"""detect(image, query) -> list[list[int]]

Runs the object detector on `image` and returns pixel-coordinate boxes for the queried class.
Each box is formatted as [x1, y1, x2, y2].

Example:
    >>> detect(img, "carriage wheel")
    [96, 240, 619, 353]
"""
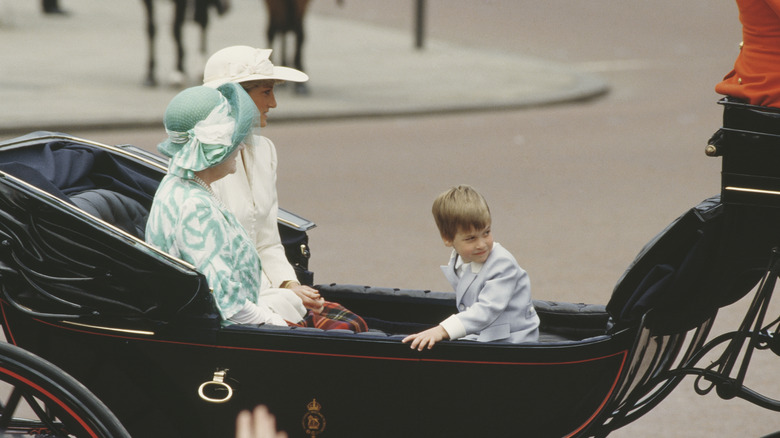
[0, 341, 130, 437]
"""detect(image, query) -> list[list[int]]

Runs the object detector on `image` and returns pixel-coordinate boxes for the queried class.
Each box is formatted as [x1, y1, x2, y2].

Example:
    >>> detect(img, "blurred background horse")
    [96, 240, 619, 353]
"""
[142, 0, 229, 87]
[263, 0, 343, 94]
[141, 0, 340, 91]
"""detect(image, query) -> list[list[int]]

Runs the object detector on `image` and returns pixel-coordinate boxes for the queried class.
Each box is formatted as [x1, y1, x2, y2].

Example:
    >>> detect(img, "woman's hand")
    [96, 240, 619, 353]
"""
[235, 405, 287, 438]
[402, 326, 450, 351]
[286, 282, 325, 313]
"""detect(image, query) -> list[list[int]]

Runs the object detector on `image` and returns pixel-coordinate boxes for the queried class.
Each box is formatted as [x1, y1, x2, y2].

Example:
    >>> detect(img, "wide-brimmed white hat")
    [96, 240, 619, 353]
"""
[203, 46, 309, 88]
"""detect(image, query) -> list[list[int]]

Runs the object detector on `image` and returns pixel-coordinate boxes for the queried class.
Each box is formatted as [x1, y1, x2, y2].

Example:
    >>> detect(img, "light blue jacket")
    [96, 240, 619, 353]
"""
[440, 243, 540, 343]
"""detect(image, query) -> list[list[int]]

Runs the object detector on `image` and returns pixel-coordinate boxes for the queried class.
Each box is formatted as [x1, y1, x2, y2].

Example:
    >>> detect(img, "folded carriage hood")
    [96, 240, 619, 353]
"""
[608, 193, 780, 334]
[0, 135, 220, 328]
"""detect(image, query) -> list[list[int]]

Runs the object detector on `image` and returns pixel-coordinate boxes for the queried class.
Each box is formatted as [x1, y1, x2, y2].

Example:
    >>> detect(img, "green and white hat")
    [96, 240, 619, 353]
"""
[159, 83, 259, 178]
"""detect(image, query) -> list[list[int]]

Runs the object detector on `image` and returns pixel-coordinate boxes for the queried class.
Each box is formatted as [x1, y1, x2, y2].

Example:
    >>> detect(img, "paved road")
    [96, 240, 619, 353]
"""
[7, 0, 779, 436]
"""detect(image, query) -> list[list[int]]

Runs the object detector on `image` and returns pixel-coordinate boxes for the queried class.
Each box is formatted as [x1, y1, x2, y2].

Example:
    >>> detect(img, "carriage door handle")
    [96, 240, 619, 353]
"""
[198, 369, 234, 403]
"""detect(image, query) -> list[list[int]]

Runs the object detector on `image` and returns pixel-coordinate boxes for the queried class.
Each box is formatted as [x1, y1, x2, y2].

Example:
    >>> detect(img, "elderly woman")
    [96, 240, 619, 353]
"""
[146, 83, 366, 331]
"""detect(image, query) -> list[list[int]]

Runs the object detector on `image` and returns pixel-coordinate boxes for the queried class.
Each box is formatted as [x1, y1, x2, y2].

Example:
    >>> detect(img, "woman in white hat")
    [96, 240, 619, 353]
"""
[202, 46, 324, 315]
[147, 83, 367, 331]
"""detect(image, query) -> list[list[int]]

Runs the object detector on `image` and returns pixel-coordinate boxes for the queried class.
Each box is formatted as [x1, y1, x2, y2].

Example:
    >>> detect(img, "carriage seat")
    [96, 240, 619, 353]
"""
[70, 189, 148, 240]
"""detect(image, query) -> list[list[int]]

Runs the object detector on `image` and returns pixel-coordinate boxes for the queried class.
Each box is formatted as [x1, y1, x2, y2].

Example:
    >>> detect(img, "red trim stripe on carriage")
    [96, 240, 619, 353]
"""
[20, 316, 628, 366]
[565, 349, 627, 438]
[0, 304, 15, 346]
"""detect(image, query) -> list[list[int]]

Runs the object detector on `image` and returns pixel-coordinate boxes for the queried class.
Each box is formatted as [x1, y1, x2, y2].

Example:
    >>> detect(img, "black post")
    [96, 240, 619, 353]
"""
[414, 0, 426, 49]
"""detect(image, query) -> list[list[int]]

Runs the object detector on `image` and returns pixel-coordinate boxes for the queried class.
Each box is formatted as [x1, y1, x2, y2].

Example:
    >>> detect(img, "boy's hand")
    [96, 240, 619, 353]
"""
[402, 326, 449, 351]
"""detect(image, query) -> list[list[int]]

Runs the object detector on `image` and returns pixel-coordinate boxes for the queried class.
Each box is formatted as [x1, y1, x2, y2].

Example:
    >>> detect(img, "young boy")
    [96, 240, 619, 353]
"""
[403, 185, 540, 351]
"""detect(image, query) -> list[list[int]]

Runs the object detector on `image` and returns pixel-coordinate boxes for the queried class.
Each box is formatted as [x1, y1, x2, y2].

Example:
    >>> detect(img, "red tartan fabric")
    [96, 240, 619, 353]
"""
[290, 301, 368, 332]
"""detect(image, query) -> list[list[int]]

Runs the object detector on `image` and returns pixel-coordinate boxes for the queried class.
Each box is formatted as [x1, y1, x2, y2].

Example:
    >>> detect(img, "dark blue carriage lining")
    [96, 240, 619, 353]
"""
[0, 141, 159, 204]
[310, 284, 612, 342]
[0, 141, 158, 239]
[70, 189, 149, 239]
[220, 282, 612, 343]
[224, 319, 611, 345]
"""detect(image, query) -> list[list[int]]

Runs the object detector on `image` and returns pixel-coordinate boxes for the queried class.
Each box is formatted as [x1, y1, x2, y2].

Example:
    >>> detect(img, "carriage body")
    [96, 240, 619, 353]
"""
[0, 294, 631, 438]
[0, 124, 775, 437]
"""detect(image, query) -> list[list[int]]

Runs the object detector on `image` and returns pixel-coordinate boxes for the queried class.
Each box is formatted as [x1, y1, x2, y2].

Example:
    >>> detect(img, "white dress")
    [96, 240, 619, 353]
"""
[210, 134, 306, 321]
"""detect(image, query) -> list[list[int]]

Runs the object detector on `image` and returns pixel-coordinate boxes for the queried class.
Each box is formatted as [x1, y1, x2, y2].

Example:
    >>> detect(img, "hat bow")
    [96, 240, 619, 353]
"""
[227, 49, 275, 81]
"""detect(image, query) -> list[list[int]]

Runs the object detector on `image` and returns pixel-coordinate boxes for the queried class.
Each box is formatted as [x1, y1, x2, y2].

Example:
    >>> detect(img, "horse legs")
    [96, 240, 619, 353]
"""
[266, 14, 277, 62]
[291, 0, 309, 94]
[280, 31, 289, 69]
[264, 0, 309, 94]
[264, 0, 286, 66]
[170, 0, 187, 86]
[194, 0, 212, 83]
[291, 0, 309, 72]
[291, 25, 307, 94]
[142, 0, 157, 86]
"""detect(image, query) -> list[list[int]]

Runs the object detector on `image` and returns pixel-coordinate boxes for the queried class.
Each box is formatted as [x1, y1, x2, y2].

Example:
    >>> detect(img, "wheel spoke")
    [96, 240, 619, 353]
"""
[22, 391, 67, 435]
[0, 342, 130, 437]
[0, 387, 23, 430]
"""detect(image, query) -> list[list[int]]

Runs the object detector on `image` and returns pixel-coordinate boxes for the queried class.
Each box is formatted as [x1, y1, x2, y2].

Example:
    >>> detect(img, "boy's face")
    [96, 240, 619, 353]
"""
[443, 224, 494, 264]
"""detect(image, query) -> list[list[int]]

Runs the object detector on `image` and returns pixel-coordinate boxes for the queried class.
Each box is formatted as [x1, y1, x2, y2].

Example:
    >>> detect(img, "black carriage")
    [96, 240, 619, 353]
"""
[0, 99, 777, 437]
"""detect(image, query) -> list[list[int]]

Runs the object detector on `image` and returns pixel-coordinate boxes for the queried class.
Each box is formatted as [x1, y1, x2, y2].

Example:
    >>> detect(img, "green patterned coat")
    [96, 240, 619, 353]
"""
[146, 174, 262, 319]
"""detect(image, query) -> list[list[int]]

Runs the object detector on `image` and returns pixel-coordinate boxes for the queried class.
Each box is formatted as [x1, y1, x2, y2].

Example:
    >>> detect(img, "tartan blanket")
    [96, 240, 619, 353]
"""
[291, 301, 368, 333]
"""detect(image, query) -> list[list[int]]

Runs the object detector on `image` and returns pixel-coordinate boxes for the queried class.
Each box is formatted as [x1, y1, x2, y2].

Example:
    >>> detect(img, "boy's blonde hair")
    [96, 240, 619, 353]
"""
[432, 185, 491, 241]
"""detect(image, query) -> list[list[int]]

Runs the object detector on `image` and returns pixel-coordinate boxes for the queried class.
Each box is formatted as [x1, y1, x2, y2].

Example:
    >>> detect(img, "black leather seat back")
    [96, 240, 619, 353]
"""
[71, 189, 148, 239]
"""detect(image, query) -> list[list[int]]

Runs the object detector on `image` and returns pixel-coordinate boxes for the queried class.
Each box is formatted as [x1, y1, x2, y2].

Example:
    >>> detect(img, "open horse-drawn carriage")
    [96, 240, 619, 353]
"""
[0, 98, 777, 437]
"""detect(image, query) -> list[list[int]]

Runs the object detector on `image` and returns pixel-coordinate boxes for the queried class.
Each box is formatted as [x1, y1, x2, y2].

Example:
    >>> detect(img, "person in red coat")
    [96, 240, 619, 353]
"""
[716, 0, 780, 107]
